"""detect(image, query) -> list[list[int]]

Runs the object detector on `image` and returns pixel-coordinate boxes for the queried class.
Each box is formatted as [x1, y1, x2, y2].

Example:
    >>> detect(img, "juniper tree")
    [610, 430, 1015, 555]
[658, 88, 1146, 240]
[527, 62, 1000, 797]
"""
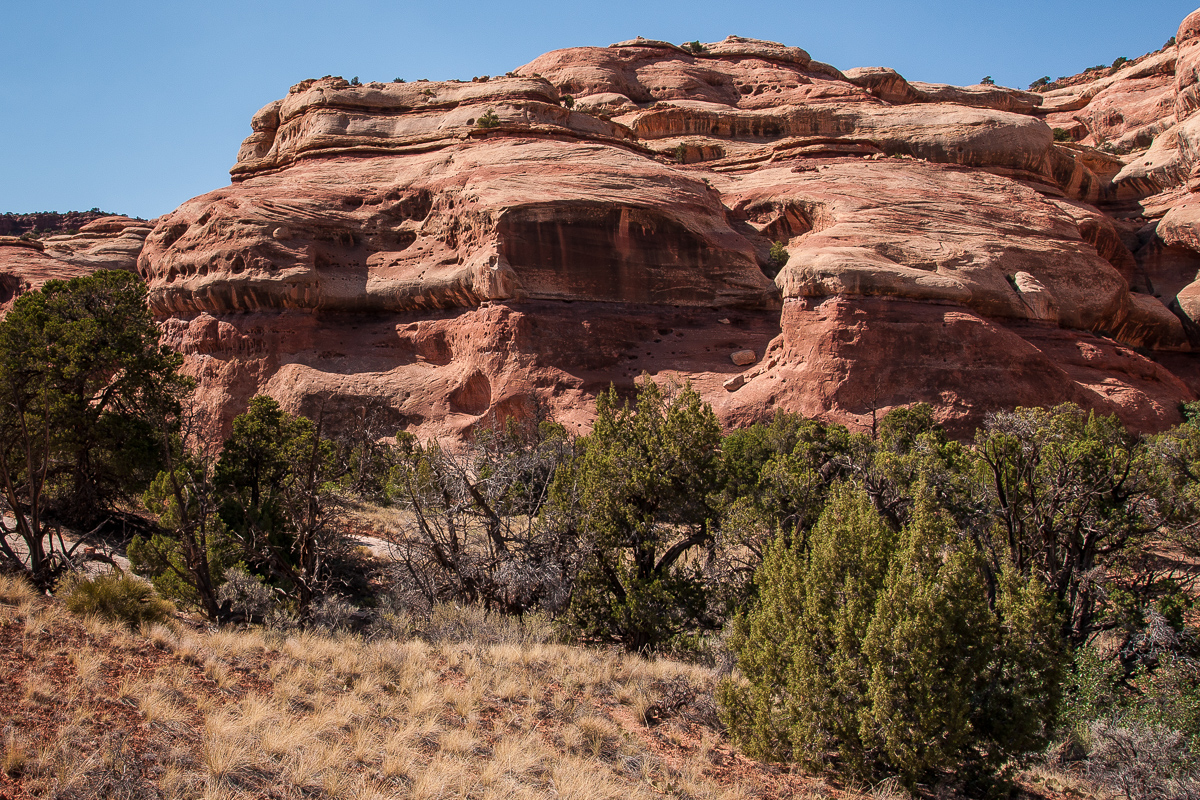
[214, 396, 344, 612]
[0, 271, 187, 586]
[562, 380, 723, 650]
[860, 494, 994, 785]
[721, 484, 1063, 785]
[721, 485, 894, 776]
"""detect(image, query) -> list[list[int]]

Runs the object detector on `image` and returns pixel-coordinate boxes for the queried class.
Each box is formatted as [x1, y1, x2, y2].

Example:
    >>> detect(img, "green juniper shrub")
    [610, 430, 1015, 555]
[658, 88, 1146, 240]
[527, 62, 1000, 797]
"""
[476, 109, 501, 129]
[720, 485, 896, 774]
[560, 380, 724, 651]
[135, 395, 364, 623]
[720, 484, 1064, 787]
[1179, 400, 1200, 424]
[214, 396, 349, 614]
[721, 413, 857, 548]
[718, 411, 808, 506]
[767, 241, 788, 274]
[1053, 127, 1072, 142]
[877, 402, 943, 453]
[129, 457, 238, 620]
[970, 562, 1065, 776]
[860, 494, 996, 785]
[1056, 644, 1125, 740]
[972, 404, 1162, 646]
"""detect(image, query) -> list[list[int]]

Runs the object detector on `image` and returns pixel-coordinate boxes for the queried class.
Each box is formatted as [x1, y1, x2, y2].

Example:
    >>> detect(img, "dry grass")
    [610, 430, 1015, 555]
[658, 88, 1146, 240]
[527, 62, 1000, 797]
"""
[0, 573, 39, 607]
[1022, 764, 1099, 798]
[0, 577, 1089, 800]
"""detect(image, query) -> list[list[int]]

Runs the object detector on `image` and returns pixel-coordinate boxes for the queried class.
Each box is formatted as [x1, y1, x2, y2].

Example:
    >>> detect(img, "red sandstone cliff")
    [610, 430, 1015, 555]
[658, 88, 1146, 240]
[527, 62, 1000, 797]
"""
[13, 14, 1200, 440]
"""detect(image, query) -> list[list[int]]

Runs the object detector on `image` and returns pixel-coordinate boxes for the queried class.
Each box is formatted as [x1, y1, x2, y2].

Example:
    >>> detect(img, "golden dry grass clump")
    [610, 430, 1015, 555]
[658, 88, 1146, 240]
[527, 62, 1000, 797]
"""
[1, 575, 841, 800]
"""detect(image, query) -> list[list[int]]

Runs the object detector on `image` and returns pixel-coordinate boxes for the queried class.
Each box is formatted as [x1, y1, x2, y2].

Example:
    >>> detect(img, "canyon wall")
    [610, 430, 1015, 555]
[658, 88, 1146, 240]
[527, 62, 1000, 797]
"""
[10, 13, 1200, 439]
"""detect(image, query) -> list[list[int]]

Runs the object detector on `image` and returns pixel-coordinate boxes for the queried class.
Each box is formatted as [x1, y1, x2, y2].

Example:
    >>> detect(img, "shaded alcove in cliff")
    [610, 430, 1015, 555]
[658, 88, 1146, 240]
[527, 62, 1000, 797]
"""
[498, 203, 757, 305]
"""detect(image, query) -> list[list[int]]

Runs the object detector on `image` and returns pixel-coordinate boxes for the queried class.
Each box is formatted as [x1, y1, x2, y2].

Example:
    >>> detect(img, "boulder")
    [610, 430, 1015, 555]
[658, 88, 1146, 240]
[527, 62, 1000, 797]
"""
[731, 350, 756, 366]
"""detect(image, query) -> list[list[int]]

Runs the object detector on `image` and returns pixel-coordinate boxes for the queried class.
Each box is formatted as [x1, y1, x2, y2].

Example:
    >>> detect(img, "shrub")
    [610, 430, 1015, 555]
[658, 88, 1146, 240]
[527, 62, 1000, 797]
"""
[561, 380, 724, 651]
[1111, 56, 1130, 71]
[349, 76, 361, 86]
[720, 485, 897, 773]
[858, 498, 997, 784]
[131, 459, 238, 619]
[216, 566, 274, 622]
[974, 404, 1161, 646]
[561, 94, 574, 108]
[1029, 76, 1051, 90]
[720, 486, 1063, 786]
[1056, 644, 1124, 736]
[386, 417, 578, 615]
[308, 595, 362, 632]
[1052, 127, 1072, 142]
[60, 571, 174, 629]
[476, 109, 501, 129]
[980, 75, 996, 85]
[1084, 717, 1199, 800]
[682, 40, 706, 54]
[214, 395, 348, 613]
[1054, 631, 1200, 794]
[768, 241, 788, 272]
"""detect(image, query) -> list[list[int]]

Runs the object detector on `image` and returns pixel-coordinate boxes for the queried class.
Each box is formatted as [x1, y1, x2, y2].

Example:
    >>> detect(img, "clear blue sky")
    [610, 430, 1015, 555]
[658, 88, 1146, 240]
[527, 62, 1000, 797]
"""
[2, 1, 1195, 220]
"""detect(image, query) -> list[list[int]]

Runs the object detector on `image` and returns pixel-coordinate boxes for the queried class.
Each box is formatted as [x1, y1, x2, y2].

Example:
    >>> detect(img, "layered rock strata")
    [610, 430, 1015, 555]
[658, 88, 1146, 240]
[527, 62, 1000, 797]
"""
[0, 216, 150, 312]
[18, 13, 1200, 439]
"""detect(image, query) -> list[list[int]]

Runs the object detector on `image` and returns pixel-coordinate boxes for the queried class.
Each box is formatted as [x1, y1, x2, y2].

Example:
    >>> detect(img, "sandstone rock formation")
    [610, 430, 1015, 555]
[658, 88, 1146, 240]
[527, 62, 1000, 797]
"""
[0, 215, 149, 312]
[18, 13, 1200, 440]
[0, 210, 121, 237]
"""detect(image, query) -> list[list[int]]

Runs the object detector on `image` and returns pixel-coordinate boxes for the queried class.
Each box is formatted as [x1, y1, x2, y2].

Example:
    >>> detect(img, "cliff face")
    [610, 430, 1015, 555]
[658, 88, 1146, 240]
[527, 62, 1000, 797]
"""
[16, 14, 1200, 439]
[0, 216, 151, 313]
[0, 210, 122, 237]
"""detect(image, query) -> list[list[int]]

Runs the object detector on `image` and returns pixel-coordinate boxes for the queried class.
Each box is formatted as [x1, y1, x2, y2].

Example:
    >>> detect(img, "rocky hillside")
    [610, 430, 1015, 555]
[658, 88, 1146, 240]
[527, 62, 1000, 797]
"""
[0, 215, 152, 313]
[0, 210, 124, 237]
[11, 11, 1200, 440]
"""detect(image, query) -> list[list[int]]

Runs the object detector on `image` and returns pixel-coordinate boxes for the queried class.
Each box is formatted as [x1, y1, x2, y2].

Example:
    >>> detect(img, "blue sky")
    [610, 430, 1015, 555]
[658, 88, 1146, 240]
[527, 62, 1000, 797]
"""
[1, 1, 1195, 220]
